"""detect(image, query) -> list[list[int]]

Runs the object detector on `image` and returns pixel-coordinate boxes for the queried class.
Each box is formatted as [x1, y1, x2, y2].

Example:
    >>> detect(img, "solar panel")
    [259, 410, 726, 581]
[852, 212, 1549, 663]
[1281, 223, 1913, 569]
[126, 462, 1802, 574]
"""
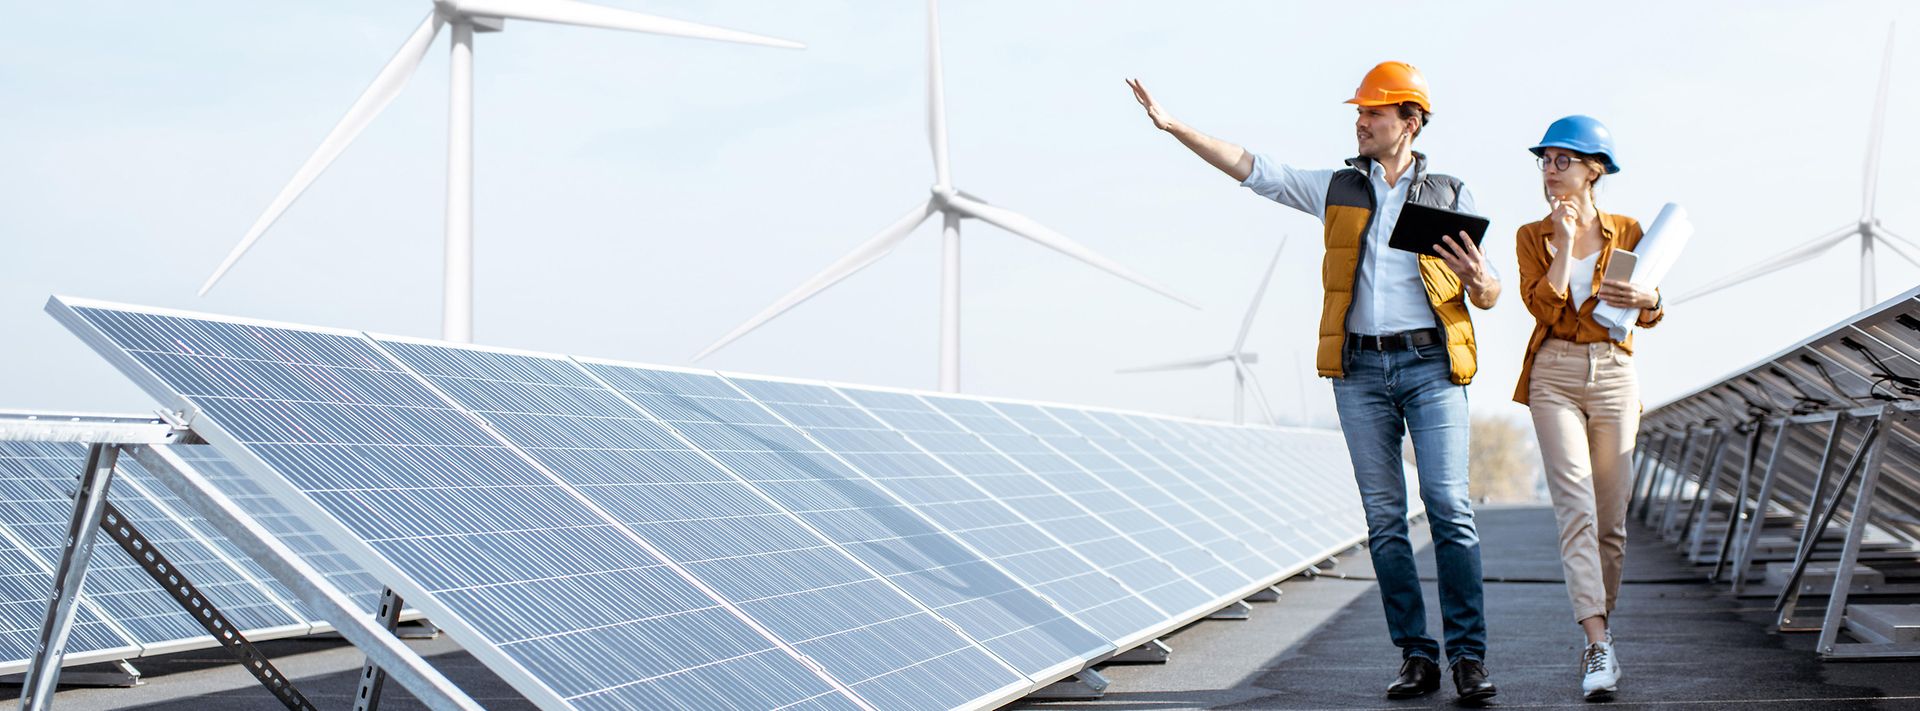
[49, 296, 1378, 707]
[55, 302, 865, 710]
[1052, 408, 1305, 566]
[0, 436, 387, 679]
[986, 402, 1266, 597]
[374, 338, 1028, 710]
[577, 361, 1097, 681]
[721, 377, 1149, 649]
[1635, 288, 1920, 659]
[915, 397, 1248, 600]
[1165, 421, 1369, 553]
[0, 442, 138, 668]
[1117, 416, 1343, 554]
[835, 387, 1221, 632]
[167, 443, 391, 614]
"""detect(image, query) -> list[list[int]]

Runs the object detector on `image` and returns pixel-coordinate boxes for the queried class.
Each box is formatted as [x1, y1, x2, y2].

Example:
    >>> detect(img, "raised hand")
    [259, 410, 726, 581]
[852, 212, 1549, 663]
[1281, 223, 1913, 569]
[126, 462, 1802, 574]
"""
[1127, 78, 1177, 132]
[1548, 196, 1579, 248]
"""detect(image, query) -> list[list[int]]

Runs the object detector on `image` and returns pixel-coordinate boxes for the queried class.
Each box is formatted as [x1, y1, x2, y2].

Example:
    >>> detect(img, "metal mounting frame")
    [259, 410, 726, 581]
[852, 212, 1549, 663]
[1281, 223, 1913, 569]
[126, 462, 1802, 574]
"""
[15, 437, 483, 711]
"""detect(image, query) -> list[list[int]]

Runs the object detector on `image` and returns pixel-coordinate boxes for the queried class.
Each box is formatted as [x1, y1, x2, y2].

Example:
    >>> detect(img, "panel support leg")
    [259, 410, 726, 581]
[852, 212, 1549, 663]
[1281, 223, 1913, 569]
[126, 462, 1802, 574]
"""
[1777, 412, 1886, 631]
[1732, 420, 1791, 594]
[124, 445, 482, 711]
[354, 587, 406, 711]
[1816, 410, 1898, 656]
[19, 443, 121, 711]
[99, 502, 318, 710]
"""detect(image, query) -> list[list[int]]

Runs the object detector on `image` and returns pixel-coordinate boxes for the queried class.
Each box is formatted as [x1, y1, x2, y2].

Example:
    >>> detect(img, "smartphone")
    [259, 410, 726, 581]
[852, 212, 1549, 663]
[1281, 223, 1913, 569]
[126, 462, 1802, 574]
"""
[1604, 249, 1638, 283]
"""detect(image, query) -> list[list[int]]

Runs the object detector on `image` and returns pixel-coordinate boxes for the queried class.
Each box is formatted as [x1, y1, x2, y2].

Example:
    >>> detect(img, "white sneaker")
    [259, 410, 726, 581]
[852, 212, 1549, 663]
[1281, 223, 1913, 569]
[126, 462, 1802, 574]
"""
[1581, 641, 1620, 700]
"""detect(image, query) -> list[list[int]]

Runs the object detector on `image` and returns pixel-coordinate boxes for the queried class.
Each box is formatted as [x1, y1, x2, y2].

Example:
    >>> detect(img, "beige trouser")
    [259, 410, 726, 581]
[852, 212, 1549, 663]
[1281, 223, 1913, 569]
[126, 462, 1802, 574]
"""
[1530, 338, 1640, 624]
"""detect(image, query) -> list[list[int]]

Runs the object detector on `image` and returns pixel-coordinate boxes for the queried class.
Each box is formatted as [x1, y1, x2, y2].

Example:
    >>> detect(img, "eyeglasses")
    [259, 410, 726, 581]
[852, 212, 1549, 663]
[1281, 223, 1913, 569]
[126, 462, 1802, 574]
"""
[1536, 154, 1577, 172]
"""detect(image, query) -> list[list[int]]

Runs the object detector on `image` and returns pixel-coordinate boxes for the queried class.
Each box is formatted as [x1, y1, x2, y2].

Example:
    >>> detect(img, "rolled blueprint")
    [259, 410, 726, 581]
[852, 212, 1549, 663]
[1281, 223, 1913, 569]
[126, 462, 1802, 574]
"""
[1595, 202, 1691, 341]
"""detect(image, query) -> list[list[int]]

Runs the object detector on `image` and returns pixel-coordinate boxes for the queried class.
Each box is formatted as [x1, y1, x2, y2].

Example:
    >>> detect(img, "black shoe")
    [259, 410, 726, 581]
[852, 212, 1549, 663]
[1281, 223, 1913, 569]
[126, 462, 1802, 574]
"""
[1386, 656, 1440, 699]
[1451, 658, 1498, 704]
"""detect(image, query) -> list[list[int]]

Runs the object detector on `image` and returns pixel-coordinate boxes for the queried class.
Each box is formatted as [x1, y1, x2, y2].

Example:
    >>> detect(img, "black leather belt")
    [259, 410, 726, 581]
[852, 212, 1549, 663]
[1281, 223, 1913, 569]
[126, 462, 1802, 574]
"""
[1348, 328, 1442, 351]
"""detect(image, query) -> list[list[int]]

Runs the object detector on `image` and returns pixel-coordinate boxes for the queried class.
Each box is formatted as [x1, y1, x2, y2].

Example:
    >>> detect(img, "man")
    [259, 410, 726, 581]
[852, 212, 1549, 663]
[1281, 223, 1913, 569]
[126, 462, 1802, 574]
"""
[1127, 62, 1501, 703]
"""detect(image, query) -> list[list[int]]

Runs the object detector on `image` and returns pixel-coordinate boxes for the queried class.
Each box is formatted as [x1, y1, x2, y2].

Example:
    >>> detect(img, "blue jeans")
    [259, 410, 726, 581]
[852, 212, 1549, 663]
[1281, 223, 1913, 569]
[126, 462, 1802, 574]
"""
[1332, 341, 1486, 664]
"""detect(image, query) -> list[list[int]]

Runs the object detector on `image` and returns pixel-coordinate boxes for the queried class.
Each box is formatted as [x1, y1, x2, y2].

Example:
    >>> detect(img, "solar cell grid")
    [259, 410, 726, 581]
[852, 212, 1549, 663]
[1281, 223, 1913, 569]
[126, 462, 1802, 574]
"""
[727, 378, 1145, 648]
[581, 362, 1091, 682]
[987, 402, 1259, 596]
[60, 304, 861, 710]
[1138, 420, 1353, 552]
[0, 442, 137, 666]
[839, 388, 1219, 628]
[377, 340, 1023, 711]
[1043, 408, 1293, 572]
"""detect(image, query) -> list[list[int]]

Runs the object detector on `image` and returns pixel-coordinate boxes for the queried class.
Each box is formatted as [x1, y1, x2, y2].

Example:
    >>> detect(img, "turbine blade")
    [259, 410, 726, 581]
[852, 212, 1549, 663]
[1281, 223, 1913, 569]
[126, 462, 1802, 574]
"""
[1115, 354, 1232, 373]
[1234, 236, 1287, 352]
[1875, 225, 1920, 252]
[1873, 226, 1920, 269]
[927, 0, 951, 188]
[945, 193, 1200, 308]
[1670, 224, 1858, 306]
[1863, 23, 1895, 219]
[200, 11, 444, 296]
[1234, 358, 1279, 426]
[693, 200, 936, 360]
[450, 0, 804, 49]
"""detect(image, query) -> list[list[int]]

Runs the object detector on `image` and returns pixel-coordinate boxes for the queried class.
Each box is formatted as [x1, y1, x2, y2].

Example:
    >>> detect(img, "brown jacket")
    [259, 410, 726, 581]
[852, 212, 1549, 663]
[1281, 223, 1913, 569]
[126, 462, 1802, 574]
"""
[1513, 210, 1666, 404]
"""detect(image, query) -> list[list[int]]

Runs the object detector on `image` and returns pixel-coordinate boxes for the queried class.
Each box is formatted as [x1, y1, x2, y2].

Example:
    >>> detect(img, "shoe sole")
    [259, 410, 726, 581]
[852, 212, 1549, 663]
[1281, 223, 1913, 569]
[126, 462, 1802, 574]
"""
[1385, 687, 1438, 700]
[1584, 686, 1617, 702]
[1458, 688, 1497, 705]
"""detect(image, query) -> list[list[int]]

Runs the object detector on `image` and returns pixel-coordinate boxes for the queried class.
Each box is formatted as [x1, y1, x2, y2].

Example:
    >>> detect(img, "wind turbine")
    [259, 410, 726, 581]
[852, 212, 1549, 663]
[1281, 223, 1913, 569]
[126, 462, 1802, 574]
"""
[1119, 239, 1287, 426]
[691, 0, 1197, 392]
[1674, 24, 1915, 311]
[197, 0, 803, 343]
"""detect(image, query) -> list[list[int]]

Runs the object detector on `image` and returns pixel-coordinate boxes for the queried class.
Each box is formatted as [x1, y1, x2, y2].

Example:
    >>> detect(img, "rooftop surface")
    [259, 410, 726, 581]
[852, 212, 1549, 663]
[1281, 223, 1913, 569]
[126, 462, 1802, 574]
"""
[11, 505, 1920, 709]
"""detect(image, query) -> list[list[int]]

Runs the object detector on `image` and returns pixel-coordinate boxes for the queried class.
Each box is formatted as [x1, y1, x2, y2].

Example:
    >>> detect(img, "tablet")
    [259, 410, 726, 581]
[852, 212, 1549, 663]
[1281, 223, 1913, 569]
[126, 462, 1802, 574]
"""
[1387, 202, 1491, 258]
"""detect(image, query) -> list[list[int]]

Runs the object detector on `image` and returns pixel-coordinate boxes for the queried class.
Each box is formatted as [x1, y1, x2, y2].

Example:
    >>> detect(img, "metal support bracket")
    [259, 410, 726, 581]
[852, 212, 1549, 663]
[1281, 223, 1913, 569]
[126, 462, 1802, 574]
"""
[354, 587, 406, 711]
[1730, 420, 1791, 592]
[1817, 409, 1908, 658]
[1105, 639, 1171, 664]
[1712, 423, 1765, 580]
[1208, 601, 1252, 620]
[19, 443, 123, 711]
[1023, 668, 1109, 700]
[99, 502, 317, 710]
[1244, 586, 1281, 603]
[1682, 427, 1735, 556]
[124, 444, 482, 711]
[1776, 410, 1888, 631]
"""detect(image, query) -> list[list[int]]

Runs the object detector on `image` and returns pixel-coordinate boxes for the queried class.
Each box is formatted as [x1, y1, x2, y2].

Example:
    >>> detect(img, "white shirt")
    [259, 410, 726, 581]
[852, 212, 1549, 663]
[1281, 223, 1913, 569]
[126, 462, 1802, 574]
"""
[1239, 153, 1489, 335]
[1567, 250, 1600, 307]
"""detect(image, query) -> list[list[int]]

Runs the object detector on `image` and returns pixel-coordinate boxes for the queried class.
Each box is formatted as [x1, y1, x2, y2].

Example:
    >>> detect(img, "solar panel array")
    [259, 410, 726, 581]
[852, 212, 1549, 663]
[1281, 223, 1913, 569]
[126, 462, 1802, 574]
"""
[1639, 285, 1920, 547]
[51, 297, 1387, 710]
[0, 438, 392, 675]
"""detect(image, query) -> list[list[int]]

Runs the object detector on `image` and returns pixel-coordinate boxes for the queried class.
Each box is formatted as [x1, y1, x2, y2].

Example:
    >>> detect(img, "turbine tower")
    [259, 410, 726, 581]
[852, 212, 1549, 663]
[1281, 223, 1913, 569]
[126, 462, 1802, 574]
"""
[1675, 24, 1914, 311]
[198, 0, 803, 343]
[692, 0, 1196, 392]
[1119, 239, 1287, 426]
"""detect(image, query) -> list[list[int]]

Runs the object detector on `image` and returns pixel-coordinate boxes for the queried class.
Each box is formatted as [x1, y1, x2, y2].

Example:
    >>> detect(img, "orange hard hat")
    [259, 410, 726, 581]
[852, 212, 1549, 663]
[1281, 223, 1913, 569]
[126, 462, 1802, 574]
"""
[1346, 61, 1432, 112]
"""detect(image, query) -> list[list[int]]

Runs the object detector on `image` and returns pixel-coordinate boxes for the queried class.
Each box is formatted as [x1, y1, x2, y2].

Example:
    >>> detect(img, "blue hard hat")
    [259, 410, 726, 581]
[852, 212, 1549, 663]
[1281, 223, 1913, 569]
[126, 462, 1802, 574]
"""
[1530, 115, 1620, 174]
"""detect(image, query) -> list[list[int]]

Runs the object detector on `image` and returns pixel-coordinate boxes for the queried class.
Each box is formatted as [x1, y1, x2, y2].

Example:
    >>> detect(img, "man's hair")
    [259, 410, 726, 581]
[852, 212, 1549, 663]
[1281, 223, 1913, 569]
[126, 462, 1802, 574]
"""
[1396, 102, 1430, 139]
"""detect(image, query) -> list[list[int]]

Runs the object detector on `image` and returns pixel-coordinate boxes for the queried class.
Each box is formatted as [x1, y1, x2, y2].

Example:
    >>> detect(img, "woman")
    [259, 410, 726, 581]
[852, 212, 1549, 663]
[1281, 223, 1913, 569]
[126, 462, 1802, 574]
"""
[1513, 115, 1663, 701]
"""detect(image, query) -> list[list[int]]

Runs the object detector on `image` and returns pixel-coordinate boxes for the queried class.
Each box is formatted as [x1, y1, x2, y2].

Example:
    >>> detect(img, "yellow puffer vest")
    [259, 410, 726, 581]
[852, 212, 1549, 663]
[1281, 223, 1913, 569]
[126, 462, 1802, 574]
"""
[1316, 153, 1478, 385]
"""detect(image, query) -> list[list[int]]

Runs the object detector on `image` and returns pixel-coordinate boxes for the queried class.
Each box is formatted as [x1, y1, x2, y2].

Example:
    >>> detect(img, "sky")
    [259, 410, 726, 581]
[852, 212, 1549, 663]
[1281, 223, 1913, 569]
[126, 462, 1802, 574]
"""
[2, 0, 1915, 429]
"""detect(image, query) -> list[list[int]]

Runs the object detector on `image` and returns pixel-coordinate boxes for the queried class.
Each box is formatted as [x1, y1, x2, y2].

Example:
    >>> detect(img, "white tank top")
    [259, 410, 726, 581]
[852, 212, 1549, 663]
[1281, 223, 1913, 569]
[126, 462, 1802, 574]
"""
[1569, 250, 1601, 306]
